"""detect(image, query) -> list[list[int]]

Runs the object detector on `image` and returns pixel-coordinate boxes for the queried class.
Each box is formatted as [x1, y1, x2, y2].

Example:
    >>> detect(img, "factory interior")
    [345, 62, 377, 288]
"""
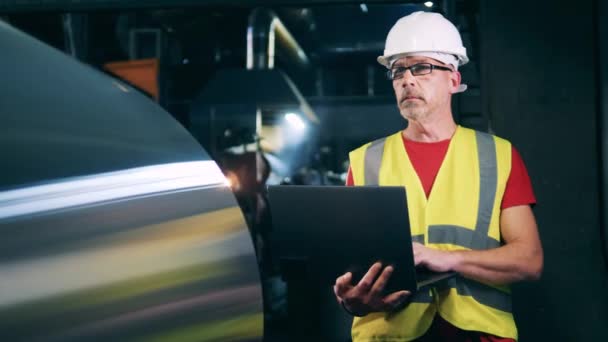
[1, 0, 608, 341]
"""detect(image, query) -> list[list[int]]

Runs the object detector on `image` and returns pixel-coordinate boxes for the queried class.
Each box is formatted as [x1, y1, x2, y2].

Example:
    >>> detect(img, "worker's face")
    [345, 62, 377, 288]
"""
[391, 56, 461, 122]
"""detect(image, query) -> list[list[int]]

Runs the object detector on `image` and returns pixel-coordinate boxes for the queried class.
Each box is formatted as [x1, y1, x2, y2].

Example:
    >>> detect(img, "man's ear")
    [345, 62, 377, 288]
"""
[449, 71, 462, 94]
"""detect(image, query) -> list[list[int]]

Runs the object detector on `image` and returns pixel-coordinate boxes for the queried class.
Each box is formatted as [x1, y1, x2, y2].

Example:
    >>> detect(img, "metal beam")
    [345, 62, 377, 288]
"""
[246, 8, 310, 70]
[0, 0, 419, 13]
[62, 13, 88, 61]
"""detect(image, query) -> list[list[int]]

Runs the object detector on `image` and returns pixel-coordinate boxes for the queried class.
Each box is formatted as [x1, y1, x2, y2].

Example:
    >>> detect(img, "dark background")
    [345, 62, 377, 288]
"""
[1, 0, 607, 340]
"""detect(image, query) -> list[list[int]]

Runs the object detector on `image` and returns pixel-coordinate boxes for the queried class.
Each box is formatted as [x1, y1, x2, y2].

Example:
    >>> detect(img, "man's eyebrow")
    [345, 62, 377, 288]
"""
[393, 59, 429, 67]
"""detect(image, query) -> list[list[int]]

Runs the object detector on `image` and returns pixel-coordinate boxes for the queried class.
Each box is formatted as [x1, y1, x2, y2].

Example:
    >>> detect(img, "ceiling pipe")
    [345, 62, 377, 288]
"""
[246, 8, 310, 70]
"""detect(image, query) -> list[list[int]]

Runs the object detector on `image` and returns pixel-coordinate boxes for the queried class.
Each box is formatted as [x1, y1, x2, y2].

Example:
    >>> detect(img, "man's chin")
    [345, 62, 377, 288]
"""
[401, 111, 423, 122]
[400, 108, 424, 120]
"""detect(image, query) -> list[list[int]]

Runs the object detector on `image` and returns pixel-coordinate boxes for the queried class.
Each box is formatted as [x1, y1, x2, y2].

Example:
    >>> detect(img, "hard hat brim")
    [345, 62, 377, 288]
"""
[377, 52, 469, 69]
[377, 55, 391, 68]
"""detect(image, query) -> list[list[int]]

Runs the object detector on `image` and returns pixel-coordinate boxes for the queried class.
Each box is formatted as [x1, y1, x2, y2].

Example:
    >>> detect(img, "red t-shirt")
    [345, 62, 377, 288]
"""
[345, 134, 534, 341]
[346, 134, 536, 209]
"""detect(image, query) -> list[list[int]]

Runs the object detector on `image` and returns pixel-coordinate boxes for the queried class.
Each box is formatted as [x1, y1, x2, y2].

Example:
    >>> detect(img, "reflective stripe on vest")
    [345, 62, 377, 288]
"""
[412, 234, 424, 244]
[438, 277, 512, 313]
[428, 131, 500, 249]
[364, 131, 499, 250]
[364, 137, 386, 186]
[363, 130, 510, 312]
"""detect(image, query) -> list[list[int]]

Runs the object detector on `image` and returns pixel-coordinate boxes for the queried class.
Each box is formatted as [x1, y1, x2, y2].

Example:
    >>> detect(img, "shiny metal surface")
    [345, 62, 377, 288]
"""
[0, 182, 263, 341]
[0, 20, 207, 192]
[0, 21, 263, 341]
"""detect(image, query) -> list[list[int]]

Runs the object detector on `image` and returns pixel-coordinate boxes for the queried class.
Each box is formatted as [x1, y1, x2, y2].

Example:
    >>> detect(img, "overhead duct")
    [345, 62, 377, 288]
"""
[193, 7, 318, 160]
[243, 7, 316, 124]
[196, 69, 318, 123]
[246, 8, 310, 70]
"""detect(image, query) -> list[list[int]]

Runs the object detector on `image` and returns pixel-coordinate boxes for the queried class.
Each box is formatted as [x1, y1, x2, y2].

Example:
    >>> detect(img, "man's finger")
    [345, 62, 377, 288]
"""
[383, 290, 411, 307]
[369, 265, 393, 296]
[336, 272, 353, 286]
[414, 254, 422, 266]
[384, 290, 410, 303]
[412, 243, 424, 266]
[357, 262, 383, 291]
[333, 285, 343, 303]
[334, 272, 353, 297]
[335, 272, 352, 286]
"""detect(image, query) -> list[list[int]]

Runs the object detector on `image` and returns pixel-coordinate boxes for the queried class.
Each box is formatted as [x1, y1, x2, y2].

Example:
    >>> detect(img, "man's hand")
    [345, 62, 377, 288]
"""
[413, 242, 460, 272]
[412, 205, 543, 285]
[333, 262, 410, 316]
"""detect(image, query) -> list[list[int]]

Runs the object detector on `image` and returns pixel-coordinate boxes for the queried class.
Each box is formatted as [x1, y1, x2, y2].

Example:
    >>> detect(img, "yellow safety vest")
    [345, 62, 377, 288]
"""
[348, 126, 517, 341]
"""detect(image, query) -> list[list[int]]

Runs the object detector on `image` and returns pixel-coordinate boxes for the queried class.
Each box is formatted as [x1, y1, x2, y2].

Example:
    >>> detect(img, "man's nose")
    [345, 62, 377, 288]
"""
[400, 69, 417, 88]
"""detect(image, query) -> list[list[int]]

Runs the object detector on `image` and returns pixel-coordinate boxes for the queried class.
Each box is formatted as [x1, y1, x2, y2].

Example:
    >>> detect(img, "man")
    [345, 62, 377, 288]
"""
[333, 11, 543, 342]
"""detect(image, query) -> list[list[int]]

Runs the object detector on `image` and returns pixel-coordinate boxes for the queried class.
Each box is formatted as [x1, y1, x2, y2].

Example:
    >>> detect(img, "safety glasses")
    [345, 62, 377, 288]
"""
[387, 63, 453, 80]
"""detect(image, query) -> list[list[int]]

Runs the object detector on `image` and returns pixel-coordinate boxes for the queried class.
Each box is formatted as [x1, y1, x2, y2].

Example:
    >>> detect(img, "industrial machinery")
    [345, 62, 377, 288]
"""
[0, 20, 263, 341]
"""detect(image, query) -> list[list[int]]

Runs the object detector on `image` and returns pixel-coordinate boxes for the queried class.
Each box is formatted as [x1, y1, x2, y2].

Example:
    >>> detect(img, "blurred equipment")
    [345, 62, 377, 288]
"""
[191, 7, 319, 181]
[190, 9, 323, 341]
[0, 20, 262, 341]
[246, 7, 310, 70]
[105, 58, 160, 101]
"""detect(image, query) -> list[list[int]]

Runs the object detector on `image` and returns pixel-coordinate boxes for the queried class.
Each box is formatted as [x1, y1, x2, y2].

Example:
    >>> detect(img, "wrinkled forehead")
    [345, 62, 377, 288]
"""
[391, 56, 449, 68]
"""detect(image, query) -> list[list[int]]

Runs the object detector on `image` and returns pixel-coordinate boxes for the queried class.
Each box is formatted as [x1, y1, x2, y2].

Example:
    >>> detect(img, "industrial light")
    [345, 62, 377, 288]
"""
[360, 3, 368, 13]
[224, 171, 240, 191]
[284, 112, 306, 131]
[424, 1, 434, 7]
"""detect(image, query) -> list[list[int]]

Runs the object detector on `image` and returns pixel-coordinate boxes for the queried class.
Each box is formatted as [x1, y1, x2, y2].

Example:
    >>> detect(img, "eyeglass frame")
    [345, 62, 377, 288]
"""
[386, 63, 453, 81]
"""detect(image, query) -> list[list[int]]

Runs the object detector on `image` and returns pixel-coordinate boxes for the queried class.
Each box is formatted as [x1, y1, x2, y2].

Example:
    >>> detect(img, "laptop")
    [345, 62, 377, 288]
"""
[267, 185, 455, 296]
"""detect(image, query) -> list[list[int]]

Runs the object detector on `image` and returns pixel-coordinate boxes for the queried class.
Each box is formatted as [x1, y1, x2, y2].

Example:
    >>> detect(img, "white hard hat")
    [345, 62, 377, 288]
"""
[377, 11, 469, 69]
